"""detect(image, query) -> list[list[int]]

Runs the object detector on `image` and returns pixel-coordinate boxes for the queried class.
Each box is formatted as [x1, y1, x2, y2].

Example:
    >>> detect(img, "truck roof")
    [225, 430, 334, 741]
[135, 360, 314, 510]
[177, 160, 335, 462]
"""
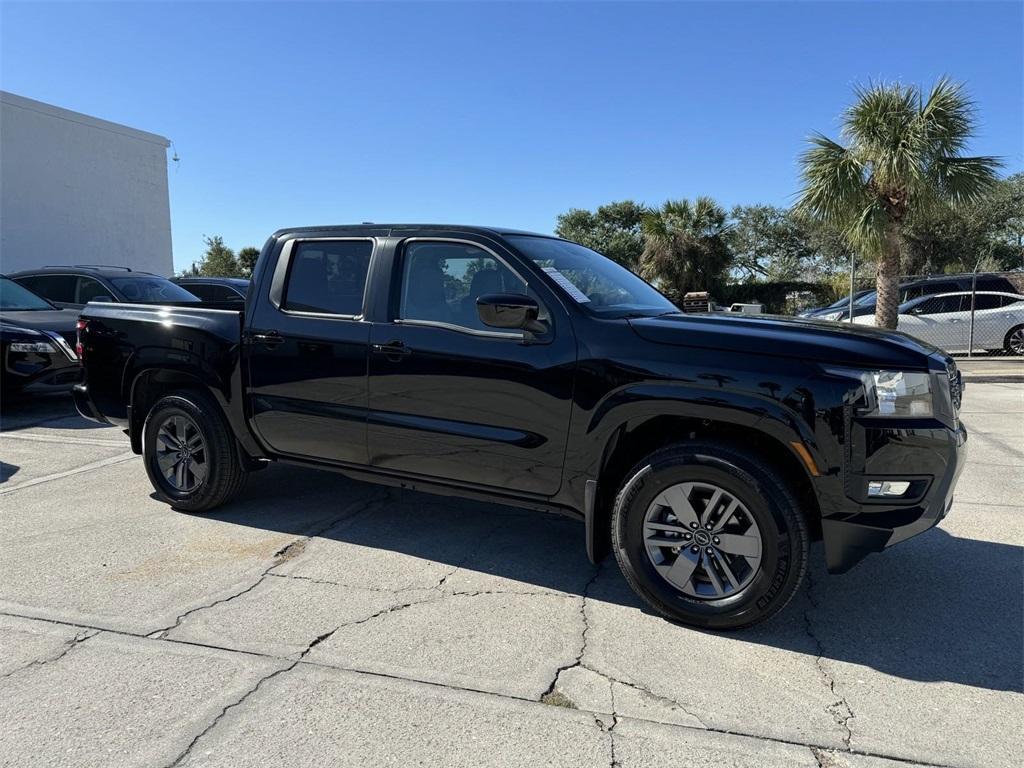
[270, 224, 556, 239]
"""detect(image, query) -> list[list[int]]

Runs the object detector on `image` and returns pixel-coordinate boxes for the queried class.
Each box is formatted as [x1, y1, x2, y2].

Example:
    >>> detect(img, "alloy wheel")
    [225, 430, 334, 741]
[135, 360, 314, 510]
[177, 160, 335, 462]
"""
[643, 481, 763, 599]
[1009, 328, 1024, 356]
[155, 414, 208, 492]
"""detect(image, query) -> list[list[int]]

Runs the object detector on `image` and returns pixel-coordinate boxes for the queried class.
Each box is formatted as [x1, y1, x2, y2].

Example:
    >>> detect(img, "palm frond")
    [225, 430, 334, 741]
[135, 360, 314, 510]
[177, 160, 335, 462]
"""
[928, 155, 1004, 206]
[846, 198, 889, 254]
[918, 77, 975, 157]
[796, 133, 868, 225]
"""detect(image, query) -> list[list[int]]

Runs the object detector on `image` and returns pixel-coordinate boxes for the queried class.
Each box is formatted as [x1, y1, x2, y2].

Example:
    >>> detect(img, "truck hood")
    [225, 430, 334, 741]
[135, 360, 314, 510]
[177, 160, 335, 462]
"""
[628, 312, 943, 370]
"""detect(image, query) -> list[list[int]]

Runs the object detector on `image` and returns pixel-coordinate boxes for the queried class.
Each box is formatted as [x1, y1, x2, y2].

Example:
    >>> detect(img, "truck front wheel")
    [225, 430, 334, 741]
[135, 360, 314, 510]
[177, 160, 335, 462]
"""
[142, 390, 247, 512]
[611, 443, 809, 630]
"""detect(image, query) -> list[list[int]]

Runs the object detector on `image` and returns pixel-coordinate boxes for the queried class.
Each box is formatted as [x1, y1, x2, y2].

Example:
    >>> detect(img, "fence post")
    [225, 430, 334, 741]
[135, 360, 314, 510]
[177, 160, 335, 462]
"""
[968, 266, 978, 358]
[848, 252, 856, 323]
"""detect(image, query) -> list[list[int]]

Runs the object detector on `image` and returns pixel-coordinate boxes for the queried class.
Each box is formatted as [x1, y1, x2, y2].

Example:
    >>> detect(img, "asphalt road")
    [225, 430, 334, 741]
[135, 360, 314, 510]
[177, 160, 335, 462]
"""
[1, 385, 1021, 768]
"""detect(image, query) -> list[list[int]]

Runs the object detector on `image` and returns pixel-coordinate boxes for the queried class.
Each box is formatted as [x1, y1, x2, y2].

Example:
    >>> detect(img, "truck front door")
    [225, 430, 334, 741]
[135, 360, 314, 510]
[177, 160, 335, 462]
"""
[366, 237, 576, 496]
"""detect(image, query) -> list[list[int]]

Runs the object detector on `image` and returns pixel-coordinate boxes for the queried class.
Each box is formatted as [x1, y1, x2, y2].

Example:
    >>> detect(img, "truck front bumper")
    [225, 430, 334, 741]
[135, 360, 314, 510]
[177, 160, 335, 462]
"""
[821, 419, 968, 573]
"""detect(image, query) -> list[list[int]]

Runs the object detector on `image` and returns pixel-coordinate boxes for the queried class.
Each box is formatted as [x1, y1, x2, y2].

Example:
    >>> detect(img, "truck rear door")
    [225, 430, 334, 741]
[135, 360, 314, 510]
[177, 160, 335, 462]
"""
[246, 237, 374, 464]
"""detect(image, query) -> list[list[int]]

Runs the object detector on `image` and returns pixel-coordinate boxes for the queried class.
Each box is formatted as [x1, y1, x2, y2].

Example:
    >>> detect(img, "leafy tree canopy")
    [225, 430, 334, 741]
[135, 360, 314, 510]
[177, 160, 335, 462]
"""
[237, 246, 261, 277]
[640, 198, 733, 299]
[554, 200, 647, 269]
[182, 235, 246, 278]
[729, 205, 816, 282]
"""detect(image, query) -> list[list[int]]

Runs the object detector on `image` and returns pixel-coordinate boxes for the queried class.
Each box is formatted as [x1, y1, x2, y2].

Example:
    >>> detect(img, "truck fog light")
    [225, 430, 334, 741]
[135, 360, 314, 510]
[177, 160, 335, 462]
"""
[867, 480, 911, 497]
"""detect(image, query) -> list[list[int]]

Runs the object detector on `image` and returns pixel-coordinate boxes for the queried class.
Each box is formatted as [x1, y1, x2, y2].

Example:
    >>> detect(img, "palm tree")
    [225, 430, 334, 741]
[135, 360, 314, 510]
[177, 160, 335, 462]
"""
[640, 197, 732, 300]
[798, 78, 1000, 328]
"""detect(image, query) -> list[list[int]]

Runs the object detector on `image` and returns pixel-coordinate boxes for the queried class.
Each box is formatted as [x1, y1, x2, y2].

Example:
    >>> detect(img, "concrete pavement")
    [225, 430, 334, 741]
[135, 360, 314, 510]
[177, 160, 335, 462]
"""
[1, 385, 1021, 767]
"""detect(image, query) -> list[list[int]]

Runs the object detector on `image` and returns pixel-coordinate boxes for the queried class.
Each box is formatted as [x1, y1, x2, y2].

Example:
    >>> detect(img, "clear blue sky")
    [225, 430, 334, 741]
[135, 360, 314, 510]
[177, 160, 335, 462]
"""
[2, 1, 1021, 273]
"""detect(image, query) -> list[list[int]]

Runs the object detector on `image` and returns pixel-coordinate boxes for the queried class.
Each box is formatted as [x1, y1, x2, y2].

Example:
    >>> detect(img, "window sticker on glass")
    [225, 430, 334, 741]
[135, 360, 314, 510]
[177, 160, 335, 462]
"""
[542, 267, 591, 303]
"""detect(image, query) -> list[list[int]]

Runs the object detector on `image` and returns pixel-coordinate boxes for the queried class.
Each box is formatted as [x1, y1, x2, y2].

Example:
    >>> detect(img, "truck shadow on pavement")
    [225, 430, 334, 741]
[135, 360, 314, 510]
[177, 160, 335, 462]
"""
[201, 462, 1021, 695]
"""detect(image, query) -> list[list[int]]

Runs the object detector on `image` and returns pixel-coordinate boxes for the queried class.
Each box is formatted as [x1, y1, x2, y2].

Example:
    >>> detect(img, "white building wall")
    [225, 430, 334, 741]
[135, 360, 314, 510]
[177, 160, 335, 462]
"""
[0, 92, 173, 276]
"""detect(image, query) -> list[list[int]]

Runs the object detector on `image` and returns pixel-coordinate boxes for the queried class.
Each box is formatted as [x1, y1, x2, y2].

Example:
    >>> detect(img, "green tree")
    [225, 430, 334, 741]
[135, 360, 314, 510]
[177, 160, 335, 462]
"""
[797, 78, 1000, 328]
[640, 198, 733, 300]
[237, 246, 261, 277]
[555, 200, 647, 270]
[730, 205, 815, 281]
[192, 235, 243, 278]
[975, 172, 1024, 270]
[899, 203, 984, 275]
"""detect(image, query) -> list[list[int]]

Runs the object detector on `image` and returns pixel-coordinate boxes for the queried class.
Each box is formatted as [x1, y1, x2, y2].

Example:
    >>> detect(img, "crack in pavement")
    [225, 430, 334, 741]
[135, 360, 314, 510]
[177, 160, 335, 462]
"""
[539, 561, 602, 702]
[1, 608, 958, 768]
[0, 628, 97, 678]
[165, 619, 341, 768]
[150, 494, 389, 638]
[580, 662, 710, 730]
[540, 560, 708, 732]
[804, 569, 855, 750]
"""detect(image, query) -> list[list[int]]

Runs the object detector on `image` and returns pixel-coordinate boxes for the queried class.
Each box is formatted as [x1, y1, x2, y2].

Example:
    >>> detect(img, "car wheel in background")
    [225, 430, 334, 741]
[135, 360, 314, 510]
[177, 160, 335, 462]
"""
[1004, 325, 1024, 356]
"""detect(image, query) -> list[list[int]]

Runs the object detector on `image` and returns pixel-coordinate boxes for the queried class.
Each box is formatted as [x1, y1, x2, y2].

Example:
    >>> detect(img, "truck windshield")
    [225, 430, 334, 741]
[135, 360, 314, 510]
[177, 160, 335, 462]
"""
[507, 236, 677, 317]
[0, 277, 55, 311]
[110, 277, 201, 303]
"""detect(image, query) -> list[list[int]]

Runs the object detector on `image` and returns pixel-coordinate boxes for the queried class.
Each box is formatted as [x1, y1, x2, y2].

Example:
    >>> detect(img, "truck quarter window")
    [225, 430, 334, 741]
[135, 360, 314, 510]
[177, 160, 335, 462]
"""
[284, 240, 372, 316]
[399, 241, 528, 331]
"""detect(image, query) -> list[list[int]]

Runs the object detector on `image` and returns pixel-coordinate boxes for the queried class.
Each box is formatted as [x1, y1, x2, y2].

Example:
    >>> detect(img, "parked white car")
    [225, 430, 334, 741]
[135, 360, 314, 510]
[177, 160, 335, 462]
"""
[853, 291, 1024, 354]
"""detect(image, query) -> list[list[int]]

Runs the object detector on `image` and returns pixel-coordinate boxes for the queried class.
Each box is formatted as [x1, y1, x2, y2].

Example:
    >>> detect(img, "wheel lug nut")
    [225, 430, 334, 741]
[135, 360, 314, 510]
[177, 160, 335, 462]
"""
[689, 522, 698, 529]
[705, 524, 712, 530]
[713, 536, 720, 544]
[705, 547, 713, 554]
[683, 533, 691, 540]
[690, 545, 700, 554]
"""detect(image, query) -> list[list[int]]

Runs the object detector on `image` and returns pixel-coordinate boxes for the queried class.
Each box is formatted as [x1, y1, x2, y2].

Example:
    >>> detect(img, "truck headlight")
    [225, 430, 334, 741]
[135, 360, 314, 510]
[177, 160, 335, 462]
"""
[8, 341, 56, 354]
[859, 370, 933, 418]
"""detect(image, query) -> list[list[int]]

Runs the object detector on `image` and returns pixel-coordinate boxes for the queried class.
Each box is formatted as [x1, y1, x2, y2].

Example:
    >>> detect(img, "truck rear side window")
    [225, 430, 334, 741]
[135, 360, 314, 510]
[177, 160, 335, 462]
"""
[283, 240, 372, 316]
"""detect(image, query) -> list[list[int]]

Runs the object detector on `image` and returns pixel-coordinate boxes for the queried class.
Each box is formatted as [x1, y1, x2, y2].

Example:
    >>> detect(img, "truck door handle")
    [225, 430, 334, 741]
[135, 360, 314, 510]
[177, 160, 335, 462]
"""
[250, 330, 284, 347]
[371, 341, 412, 361]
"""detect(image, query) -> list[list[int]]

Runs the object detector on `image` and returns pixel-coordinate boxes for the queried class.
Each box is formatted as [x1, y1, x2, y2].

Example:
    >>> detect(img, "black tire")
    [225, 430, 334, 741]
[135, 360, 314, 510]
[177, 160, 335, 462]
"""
[1004, 324, 1024, 356]
[142, 390, 247, 512]
[611, 442, 809, 630]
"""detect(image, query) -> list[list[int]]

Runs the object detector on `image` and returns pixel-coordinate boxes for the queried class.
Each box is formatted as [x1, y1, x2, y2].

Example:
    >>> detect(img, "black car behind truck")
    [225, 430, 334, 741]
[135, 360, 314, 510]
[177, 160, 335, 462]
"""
[1, 277, 81, 395]
[73, 225, 967, 629]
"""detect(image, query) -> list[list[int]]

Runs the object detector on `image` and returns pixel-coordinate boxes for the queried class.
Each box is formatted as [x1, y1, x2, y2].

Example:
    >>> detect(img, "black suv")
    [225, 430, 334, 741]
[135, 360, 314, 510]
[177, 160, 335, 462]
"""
[9, 266, 201, 310]
[172, 277, 249, 305]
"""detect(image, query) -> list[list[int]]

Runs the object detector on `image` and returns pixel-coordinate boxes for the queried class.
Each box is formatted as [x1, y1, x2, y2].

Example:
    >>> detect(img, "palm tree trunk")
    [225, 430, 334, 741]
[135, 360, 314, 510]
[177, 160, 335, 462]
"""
[875, 225, 901, 329]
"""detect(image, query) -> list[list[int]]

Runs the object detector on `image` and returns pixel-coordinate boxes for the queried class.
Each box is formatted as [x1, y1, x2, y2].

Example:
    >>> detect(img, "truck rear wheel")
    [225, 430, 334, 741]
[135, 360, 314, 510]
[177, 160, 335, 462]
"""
[611, 442, 808, 630]
[142, 390, 247, 512]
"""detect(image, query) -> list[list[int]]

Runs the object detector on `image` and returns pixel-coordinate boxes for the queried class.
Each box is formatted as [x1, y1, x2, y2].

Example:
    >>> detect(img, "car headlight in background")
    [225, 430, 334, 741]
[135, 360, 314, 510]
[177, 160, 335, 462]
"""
[8, 341, 56, 353]
[859, 370, 933, 418]
[819, 310, 844, 321]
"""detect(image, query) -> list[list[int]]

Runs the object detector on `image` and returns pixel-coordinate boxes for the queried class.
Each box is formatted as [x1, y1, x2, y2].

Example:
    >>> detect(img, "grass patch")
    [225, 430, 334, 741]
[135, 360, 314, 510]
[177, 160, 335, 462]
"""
[541, 690, 576, 709]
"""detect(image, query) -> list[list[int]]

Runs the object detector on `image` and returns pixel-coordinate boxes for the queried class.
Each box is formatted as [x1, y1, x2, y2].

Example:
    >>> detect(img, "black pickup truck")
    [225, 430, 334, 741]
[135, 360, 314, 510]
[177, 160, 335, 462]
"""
[74, 224, 967, 629]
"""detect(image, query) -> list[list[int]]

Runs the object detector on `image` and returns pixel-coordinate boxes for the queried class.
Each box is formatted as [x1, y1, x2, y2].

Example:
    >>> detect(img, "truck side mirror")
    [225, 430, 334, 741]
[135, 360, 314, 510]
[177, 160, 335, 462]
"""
[476, 293, 546, 334]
